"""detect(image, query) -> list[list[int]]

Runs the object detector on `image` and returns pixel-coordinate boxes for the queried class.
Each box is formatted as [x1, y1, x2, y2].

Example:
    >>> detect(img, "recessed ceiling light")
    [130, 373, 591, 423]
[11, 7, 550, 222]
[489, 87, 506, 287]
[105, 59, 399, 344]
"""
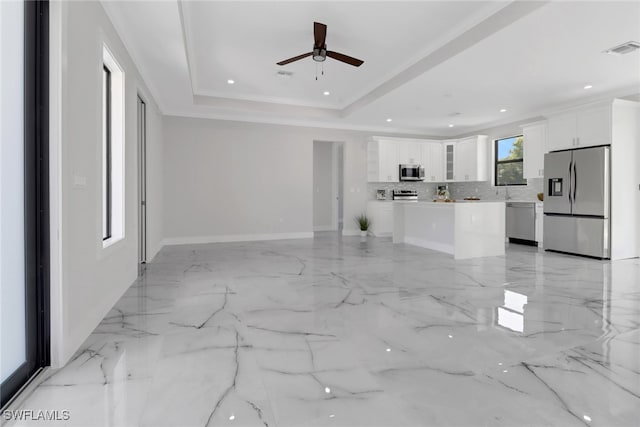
[584, 85, 593, 90]
[386, 118, 392, 122]
[227, 79, 235, 85]
[323, 91, 330, 96]
[500, 108, 507, 113]
[448, 124, 454, 128]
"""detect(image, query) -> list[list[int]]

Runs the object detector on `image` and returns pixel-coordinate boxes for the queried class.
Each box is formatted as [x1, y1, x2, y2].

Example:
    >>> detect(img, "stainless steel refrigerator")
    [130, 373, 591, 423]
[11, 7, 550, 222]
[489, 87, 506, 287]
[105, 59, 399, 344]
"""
[543, 146, 610, 258]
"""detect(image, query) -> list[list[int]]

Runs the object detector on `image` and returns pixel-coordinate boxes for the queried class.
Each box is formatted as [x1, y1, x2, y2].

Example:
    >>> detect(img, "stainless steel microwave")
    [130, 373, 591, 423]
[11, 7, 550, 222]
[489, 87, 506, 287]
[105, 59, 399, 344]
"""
[399, 164, 425, 181]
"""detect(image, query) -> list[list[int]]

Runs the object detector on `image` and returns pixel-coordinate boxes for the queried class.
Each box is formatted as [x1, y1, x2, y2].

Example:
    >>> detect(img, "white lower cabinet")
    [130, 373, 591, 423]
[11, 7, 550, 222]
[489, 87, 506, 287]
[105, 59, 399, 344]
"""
[367, 201, 394, 236]
[535, 204, 544, 247]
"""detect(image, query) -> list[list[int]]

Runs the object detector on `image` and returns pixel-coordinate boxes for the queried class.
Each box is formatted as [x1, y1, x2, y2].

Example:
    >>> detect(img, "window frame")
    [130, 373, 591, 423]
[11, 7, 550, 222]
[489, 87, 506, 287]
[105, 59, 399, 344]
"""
[101, 45, 124, 249]
[102, 64, 112, 241]
[494, 135, 527, 187]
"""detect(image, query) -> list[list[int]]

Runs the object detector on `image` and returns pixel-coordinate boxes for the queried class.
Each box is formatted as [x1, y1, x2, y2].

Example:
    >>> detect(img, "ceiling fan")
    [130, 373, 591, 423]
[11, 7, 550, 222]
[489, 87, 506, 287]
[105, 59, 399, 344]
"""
[277, 22, 364, 68]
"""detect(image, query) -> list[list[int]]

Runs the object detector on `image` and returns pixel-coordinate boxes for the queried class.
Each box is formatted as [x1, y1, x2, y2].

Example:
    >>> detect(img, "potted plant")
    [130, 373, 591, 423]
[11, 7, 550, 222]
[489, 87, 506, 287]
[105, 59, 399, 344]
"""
[355, 214, 371, 237]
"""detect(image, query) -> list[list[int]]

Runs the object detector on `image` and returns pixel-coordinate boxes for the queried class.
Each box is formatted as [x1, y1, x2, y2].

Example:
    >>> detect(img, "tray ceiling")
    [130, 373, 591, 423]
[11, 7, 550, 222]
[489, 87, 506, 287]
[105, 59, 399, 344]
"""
[102, 1, 640, 136]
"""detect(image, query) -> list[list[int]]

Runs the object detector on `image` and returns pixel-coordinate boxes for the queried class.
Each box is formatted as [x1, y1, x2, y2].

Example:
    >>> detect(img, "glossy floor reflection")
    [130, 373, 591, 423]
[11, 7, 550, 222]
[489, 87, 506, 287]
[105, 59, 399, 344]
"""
[12, 233, 640, 426]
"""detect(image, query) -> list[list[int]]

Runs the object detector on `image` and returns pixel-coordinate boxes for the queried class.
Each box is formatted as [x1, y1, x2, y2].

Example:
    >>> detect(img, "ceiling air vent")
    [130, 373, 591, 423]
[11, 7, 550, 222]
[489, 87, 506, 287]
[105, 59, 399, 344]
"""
[276, 70, 294, 78]
[604, 41, 640, 55]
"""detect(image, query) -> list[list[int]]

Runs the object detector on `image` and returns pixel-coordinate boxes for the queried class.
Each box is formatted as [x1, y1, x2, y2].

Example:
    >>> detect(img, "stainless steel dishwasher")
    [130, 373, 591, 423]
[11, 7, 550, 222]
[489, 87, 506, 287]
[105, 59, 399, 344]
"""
[506, 202, 536, 245]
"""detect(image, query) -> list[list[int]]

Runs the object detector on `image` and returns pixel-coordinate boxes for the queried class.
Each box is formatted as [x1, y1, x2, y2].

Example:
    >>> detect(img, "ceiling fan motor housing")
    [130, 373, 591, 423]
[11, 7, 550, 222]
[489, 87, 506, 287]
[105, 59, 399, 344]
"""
[313, 45, 327, 62]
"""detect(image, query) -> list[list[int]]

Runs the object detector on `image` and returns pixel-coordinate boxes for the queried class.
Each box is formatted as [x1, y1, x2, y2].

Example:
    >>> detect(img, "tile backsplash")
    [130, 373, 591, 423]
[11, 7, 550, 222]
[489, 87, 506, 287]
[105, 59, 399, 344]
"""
[368, 181, 439, 201]
[368, 178, 543, 202]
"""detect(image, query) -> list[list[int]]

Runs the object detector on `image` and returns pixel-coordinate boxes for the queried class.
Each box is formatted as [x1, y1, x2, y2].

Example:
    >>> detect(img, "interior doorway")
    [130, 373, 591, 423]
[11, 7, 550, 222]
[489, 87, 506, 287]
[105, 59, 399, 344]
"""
[137, 96, 147, 264]
[313, 141, 344, 232]
[334, 142, 344, 231]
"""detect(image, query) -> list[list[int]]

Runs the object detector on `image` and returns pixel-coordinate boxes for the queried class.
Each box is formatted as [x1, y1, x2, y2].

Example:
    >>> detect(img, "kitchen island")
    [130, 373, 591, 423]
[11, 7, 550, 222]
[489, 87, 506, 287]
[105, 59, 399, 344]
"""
[393, 201, 506, 259]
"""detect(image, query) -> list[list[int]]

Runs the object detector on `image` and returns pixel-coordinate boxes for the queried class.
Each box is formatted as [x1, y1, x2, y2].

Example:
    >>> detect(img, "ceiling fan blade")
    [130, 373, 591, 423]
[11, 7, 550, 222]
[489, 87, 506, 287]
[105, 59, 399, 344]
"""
[326, 51, 364, 67]
[314, 22, 327, 47]
[276, 52, 313, 66]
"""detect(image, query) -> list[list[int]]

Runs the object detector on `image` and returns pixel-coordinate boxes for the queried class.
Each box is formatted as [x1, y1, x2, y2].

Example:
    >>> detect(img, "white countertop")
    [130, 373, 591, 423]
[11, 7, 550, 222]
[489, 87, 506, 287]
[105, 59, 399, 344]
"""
[370, 199, 542, 204]
[393, 200, 505, 205]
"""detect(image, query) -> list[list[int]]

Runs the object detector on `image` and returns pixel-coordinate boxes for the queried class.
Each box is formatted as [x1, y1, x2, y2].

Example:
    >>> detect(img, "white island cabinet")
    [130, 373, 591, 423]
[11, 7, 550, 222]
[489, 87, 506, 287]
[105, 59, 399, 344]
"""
[393, 201, 506, 259]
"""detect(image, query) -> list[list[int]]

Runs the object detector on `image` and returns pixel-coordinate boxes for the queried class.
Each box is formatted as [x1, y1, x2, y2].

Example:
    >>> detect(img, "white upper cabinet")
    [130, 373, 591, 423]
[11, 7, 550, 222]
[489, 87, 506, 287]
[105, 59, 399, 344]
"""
[455, 138, 475, 181]
[454, 135, 488, 181]
[368, 135, 488, 183]
[546, 102, 612, 152]
[398, 142, 423, 165]
[576, 104, 612, 147]
[522, 121, 546, 179]
[443, 141, 456, 181]
[546, 113, 575, 152]
[422, 142, 444, 182]
[378, 140, 399, 182]
[367, 139, 399, 182]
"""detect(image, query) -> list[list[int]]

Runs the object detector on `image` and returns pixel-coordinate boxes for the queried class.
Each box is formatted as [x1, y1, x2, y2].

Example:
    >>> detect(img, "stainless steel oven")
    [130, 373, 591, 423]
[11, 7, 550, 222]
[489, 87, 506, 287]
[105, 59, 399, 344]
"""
[399, 164, 425, 181]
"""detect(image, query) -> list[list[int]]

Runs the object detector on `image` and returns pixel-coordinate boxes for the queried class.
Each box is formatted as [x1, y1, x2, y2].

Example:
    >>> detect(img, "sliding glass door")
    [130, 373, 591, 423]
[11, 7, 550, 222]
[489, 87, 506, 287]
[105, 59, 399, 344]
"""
[0, 0, 49, 408]
[1, 0, 27, 393]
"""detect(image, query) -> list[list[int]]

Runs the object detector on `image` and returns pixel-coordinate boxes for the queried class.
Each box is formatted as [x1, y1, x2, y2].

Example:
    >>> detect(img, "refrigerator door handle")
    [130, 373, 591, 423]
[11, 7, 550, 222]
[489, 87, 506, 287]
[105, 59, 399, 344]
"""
[568, 160, 573, 204]
[573, 161, 577, 202]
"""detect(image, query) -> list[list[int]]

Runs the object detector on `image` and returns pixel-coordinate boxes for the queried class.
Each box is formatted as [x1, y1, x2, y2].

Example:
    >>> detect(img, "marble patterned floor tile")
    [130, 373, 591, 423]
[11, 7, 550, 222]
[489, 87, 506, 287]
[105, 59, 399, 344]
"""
[9, 233, 640, 426]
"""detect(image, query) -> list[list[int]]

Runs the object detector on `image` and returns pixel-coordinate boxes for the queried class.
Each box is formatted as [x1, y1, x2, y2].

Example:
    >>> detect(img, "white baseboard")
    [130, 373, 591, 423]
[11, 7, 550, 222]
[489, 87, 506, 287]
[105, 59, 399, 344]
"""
[341, 229, 362, 236]
[147, 241, 164, 262]
[313, 225, 335, 232]
[162, 232, 314, 246]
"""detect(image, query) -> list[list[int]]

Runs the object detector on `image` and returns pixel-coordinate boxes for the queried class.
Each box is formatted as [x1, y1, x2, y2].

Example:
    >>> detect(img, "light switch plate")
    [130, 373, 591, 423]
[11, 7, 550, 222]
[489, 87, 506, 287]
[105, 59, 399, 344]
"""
[73, 175, 87, 188]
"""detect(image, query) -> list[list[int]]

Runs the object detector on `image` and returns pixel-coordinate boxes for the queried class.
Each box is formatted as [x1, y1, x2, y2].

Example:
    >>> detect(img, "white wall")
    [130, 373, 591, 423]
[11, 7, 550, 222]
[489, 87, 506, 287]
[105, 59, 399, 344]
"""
[144, 97, 164, 260]
[50, 0, 163, 367]
[162, 117, 423, 242]
[313, 142, 334, 230]
[610, 100, 640, 260]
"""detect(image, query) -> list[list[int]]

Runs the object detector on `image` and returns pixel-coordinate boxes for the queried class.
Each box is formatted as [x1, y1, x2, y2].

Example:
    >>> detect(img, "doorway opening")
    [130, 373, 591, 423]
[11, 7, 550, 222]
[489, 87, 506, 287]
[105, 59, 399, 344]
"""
[137, 96, 146, 264]
[313, 141, 344, 233]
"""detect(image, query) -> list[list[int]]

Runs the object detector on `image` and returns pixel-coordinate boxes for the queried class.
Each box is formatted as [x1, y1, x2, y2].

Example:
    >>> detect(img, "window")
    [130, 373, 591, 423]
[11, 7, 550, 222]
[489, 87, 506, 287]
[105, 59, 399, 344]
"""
[102, 46, 124, 247]
[102, 65, 111, 240]
[494, 135, 526, 186]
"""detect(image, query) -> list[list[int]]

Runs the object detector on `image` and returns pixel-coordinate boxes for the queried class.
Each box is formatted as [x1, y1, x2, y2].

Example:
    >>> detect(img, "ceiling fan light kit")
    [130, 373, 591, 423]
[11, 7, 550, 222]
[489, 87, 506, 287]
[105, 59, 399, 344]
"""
[313, 47, 326, 62]
[277, 22, 364, 78]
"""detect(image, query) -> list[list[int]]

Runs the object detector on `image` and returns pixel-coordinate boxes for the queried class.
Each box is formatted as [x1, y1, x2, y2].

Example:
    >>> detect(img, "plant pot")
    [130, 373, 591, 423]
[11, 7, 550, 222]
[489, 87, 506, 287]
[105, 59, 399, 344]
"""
[360, 230, 368, 237]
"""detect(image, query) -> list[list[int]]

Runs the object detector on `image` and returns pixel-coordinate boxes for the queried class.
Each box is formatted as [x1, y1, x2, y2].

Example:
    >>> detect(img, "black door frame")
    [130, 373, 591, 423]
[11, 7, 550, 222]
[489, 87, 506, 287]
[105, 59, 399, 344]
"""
[1, 0, 50, 408]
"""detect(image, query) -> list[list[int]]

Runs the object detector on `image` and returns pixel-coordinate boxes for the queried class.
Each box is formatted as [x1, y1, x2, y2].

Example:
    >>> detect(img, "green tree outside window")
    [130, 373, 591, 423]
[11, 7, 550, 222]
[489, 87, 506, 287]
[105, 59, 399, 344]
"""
[495, 136, 526, 186]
